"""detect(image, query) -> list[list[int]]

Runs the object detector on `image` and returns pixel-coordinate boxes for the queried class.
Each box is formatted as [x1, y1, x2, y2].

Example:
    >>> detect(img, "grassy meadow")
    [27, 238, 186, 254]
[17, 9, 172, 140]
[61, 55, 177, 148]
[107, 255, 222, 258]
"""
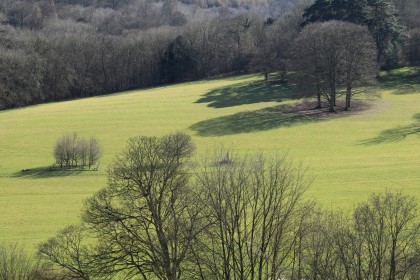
[1, 68, 420, 251]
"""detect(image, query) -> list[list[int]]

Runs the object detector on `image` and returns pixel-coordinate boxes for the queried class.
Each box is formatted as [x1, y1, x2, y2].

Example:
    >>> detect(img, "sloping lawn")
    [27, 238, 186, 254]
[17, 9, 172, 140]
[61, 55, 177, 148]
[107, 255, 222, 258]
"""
[1, 69, 419, 250]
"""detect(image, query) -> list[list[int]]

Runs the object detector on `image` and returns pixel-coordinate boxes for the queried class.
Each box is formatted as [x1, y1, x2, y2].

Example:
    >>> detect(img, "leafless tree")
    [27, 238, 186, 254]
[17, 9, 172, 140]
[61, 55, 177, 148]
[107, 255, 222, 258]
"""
[299, 190, 420, 280]
[82, 132, 205, 280]
[292, 21, 377, 112]
[354, 191, 420, 280]
[337, 22, 377, 110]
[88, 137, 101, 169]
[0, 243, 46, 280]
[196, 150, 311, 280]
[407, 28, 420, 69]
[38, 225, 100, 280]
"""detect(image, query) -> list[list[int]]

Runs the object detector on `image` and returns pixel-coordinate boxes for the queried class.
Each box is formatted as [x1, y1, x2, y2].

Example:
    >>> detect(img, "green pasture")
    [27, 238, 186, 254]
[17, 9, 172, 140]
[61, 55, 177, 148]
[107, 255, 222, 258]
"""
[1, 68, 420, 251]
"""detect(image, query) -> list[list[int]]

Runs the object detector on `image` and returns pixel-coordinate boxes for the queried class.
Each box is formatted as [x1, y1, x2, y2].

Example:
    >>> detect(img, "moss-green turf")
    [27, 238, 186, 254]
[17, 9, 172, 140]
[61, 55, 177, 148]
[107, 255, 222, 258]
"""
[1, 68, 420, 251]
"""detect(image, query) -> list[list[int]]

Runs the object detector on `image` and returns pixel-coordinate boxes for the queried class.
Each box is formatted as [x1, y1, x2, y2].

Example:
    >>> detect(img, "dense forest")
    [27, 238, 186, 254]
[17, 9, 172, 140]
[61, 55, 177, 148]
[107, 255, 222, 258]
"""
[0, 0, 419, 110]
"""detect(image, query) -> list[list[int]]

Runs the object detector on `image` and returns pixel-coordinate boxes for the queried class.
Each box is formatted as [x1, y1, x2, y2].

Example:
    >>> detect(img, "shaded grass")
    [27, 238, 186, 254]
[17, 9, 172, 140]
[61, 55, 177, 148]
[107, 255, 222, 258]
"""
[360, 113, 420, 145]
[379, 68, 420, 94]
[191, 100, 372, 136]
[195, 80, 303, 108]
[12, 167, 88, 179]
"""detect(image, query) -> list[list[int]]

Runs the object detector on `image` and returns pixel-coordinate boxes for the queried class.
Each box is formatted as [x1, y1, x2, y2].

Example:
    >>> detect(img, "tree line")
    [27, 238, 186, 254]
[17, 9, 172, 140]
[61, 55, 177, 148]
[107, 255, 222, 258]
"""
[23, 132, 417, 279]
[0, 13, 290, 109]
[0, 0, 420, 110]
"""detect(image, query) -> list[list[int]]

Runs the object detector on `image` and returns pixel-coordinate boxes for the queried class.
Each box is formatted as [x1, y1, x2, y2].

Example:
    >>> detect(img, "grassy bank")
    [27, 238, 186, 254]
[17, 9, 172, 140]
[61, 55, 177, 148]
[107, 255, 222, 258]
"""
[1, 69, 419, 250]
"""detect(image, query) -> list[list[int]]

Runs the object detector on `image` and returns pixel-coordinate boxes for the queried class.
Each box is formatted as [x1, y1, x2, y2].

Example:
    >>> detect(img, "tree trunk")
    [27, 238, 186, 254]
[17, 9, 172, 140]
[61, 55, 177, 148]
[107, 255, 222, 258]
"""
[316, 82, 322, 109]
[389, 239, 397, 280]
[345, 86, 351, 111]
[329, 95, 335, 112]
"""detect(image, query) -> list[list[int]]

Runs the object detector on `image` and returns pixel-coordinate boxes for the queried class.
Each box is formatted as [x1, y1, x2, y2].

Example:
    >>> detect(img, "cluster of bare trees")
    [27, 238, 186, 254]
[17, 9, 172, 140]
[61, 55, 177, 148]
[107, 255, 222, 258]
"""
[0, 0, 308, 110]
[294, 192, 420, 280]
[1, 0, 420, 110]
[37, 132, 420, 280]
[54, 133, 101, 169]
[292, 21, 377, 112]
[0, 12, 292, 109]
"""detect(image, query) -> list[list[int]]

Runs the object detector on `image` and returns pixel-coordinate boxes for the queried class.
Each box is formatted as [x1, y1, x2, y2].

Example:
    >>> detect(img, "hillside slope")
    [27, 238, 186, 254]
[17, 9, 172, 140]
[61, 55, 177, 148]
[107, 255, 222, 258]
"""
[0, 69, 420, 249]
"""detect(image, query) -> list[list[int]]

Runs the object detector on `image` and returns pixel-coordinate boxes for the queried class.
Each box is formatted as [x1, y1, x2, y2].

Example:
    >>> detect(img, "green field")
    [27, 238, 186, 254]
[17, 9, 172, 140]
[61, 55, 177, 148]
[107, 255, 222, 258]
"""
[1, 68, 420, 251]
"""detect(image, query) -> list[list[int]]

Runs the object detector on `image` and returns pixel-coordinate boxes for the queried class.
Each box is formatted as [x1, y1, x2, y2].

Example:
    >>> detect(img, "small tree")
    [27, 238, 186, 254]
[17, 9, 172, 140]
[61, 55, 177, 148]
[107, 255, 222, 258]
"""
[354, 191, 420, 280]
[78, 138, 89, 167]
[0, 243, 46, 280]
[54, 133, 75, 168]
[196, 151, 311, 280]
[38, 225, 99, 280]
[88, 137, 101, 169]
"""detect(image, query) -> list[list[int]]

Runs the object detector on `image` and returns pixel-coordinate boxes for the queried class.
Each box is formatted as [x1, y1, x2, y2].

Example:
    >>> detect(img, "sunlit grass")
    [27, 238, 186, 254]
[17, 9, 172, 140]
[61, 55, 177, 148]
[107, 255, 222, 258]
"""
[1, 69, 420, 251]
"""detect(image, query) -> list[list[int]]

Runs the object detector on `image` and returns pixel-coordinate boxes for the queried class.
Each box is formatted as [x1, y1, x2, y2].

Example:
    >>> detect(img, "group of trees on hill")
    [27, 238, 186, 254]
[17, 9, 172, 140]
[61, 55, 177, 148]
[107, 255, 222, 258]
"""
[54, 133, 101, 169]
[302, 0, 406, 68]
[30, 132, 419, 279]
[0, 11, 299, 109]
[0, 0, 420, 111]
[292, 20, 377, 112]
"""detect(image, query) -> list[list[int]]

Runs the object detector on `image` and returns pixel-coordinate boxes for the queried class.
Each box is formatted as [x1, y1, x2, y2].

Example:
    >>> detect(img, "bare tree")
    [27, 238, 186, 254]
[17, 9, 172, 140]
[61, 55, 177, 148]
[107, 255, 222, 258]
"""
[54, 133, 74, 168]
[54, 133, 102, 169]
[196, 150, 311, 280]
[300, 191, 420, 280]
[0, 243, 46, 280]
[82, 132, 205, 280]
[88, 137, 101, 169]
[354, 191, 420, 280]
[407, 28, 420, 69]
[78, 138, 89, 167]
[38, 225, 99, 280]
[291, 22, 328, 109]
[292, 21, 377, 112]
[338, 22, 377, 110]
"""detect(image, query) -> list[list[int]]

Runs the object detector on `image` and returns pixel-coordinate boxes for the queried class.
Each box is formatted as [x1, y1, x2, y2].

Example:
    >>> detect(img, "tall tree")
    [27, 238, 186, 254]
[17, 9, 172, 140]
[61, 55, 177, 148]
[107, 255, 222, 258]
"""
[196, 151, 311, 280]
[354, 191, 420, 280]
[302, 0, 405, 68]
[407, 28, 420, 68]
[82, 132, 204, 280]
[339, 22, 377, 110]
[292, 21, 377, 111]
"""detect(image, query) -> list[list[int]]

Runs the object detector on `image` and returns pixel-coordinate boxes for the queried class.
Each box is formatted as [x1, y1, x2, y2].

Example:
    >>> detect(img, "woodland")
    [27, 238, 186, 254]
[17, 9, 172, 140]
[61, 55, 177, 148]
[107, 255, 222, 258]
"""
[0, 0, 419, 110]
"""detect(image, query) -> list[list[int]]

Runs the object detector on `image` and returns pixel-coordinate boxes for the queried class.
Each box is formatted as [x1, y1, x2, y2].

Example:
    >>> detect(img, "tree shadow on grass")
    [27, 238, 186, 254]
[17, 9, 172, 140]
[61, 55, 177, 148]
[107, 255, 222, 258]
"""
[12, 166, 83, 179]
[379, 68, 420, 95]
[191, 100, 372, 137]
[360, 113, 420, 145]
[196, 80, 305, 108]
